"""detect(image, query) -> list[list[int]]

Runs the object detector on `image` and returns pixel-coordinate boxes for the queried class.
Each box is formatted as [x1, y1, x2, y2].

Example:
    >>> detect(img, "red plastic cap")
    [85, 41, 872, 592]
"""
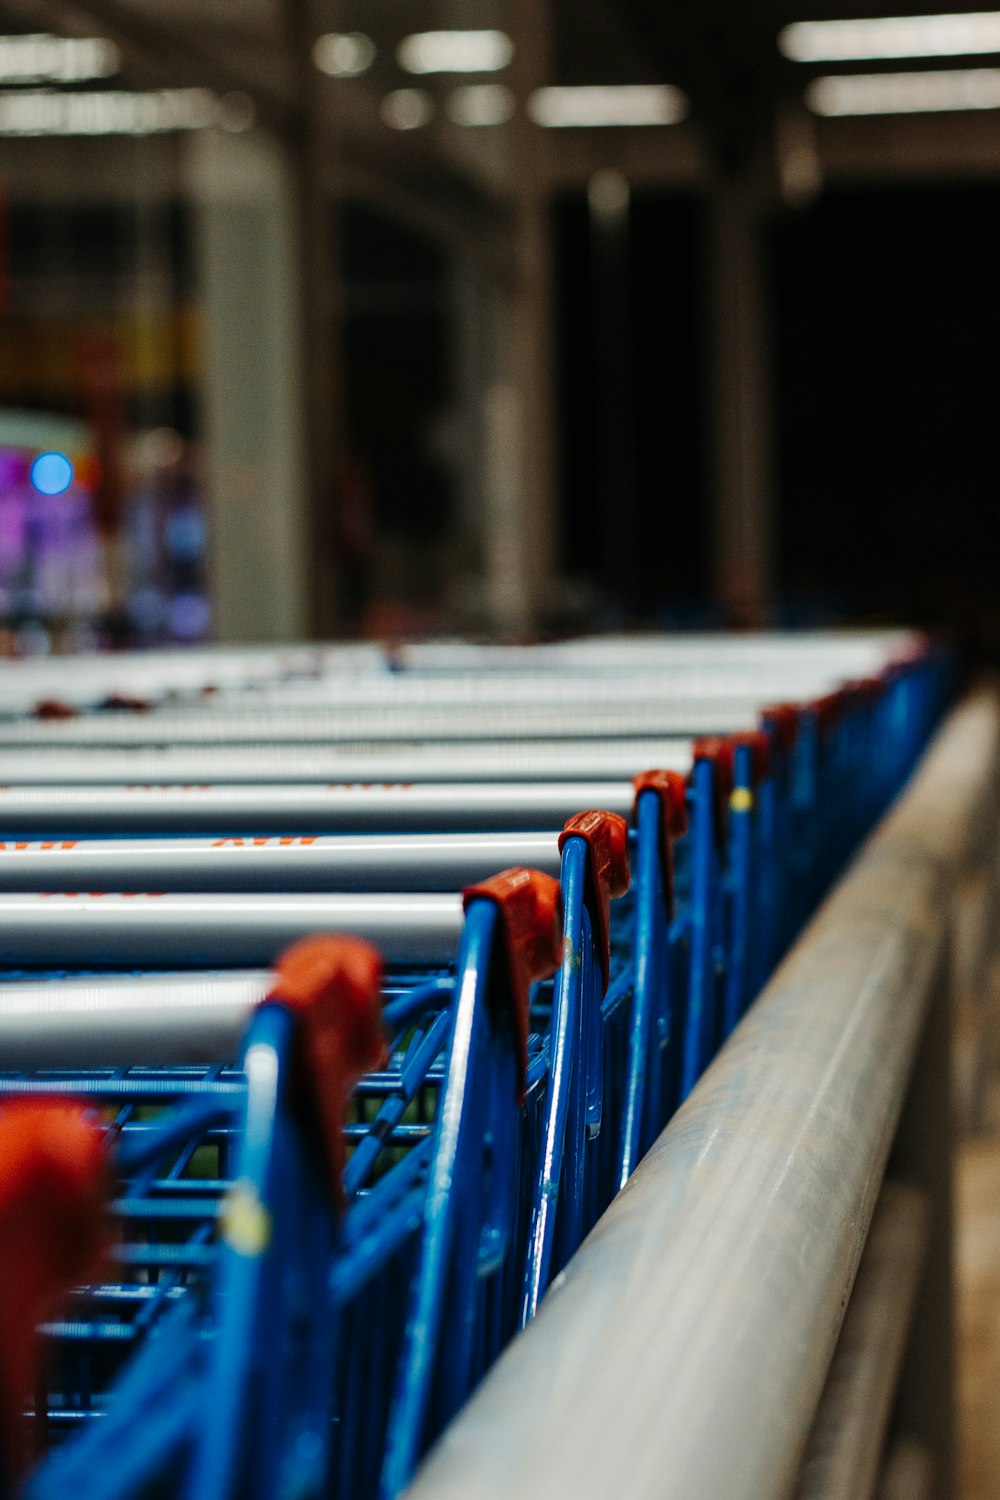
[632, 770, 688, 840]
[269, 936, 386, 1208]
[693, 737, 736, 850]
[808, 690, 847, 733]
[98, 694, 151, 714]
[558, 810, 631, 989]
[33, 698, 78, 721]
[0, 1101, 109, 1477]
[632, 769, 688, 915]
[885, 638, 931, 675]
[760, 703, 800, 752]
[463, 868, 563, 1098]
[841, 675, 882, 708]
[732, 730, 772, 786]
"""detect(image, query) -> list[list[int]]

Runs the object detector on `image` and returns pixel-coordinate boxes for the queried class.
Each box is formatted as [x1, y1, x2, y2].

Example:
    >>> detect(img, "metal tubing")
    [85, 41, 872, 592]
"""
[0, 632, 911, 714]
[0, 781, 635, 832]
[396, 631, 917, 673]
[126, 669, 844, 711]
[402, 690, 998, 1500]
[0, 741, 694, 787]
[0, 891, 464, 966]
[396, 629, 912, 658]
[0, 969, 452, 1070]
[0, 971, 271, 1068]
[793, 1181, 929, 1500]
[0, 701, 760, 747]
[0, 831, 561, 892]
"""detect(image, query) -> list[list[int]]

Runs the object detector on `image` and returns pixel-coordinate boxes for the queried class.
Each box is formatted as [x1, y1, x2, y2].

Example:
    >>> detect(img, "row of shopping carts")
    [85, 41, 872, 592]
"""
[0, 630, 948, 1500]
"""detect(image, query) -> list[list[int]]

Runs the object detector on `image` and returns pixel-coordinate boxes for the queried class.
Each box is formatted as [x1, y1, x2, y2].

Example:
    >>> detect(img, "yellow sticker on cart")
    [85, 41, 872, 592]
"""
[221, 1179, 272, 1257]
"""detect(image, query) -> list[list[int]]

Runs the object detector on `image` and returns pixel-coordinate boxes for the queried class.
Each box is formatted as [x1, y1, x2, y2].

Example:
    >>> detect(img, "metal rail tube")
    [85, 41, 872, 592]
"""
[0, 741, 694, 786]
[397, 631, 916, 671]
[145, 669, 842, 710]
[0, 831, 562, 891]
[0, 891, 464, 966]
[0, 781, 635, 832]
[403, 690, 999, 1500]
[0, 633, 910, 713]
[0, 643, 381, 702]
[0, 970, 271, 1068]
[0, 701, 760, 747]
[794, 1181, 929, 1500]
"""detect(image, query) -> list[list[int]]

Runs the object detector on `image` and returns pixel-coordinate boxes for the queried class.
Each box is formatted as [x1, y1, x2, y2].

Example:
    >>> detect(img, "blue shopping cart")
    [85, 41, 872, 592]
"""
[0, 641, 950, 1500]
[2, 871, 565, 1500]
[13, 935, 386, 1500]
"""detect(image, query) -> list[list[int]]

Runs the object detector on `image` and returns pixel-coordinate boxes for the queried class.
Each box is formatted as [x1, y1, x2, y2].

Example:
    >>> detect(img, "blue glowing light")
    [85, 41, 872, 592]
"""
[30, 451, 74, 496]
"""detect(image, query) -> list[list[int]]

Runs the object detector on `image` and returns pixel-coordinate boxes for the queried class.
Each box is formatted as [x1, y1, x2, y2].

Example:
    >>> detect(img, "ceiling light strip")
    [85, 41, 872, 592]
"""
[781, 11, 1000, 62]
[806, 65, 1000, 113]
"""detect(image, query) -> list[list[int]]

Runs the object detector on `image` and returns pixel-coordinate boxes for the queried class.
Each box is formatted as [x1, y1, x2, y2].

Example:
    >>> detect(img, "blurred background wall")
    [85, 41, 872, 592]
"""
[0, 0, 997, 650]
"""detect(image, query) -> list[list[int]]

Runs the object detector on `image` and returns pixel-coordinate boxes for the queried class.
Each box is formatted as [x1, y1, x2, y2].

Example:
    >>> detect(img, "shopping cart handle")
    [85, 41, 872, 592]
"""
[266, 936, 387, 1206]
[558, 811, 630, 989]
[760, 702, 801, 752]
[808, 688, 848, 733]
[692, 737, 736, 850]
[632, 769, 689, 842]
[462, 868, 563, 1098]
[0, 1101, 108, 1482]
[731, 730, 773, 787]
[632, 769, 688, 915]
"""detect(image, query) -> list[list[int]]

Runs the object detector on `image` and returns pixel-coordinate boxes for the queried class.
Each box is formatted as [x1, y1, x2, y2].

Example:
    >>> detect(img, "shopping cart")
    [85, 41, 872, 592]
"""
[0, 850, 596, 1495]
[7, 936, 383, 1500]
[0, 635, 949, 1500]
[0, 799, 683, 1500]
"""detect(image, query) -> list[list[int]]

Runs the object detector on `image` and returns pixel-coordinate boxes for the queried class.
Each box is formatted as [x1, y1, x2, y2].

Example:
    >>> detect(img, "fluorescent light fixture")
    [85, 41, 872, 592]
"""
[397, 30, 513, 75]
[528, 84, 688, 127]
[313, 32, 375, 78]
[0, 88, 217, 136]
[0, 32, 119, 83]
[806, 65, 1000, 112]
[780, 12, 1000, 62]
[380, 88, 434, 130]
[446, 83, 514, 126]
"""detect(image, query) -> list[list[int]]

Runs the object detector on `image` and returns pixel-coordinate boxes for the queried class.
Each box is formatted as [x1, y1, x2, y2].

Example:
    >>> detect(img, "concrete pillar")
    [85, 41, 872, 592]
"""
[186, 127, 311, 642]
[588, 168, 634, 601]
[707, 175, 774, 625]
[481, 0, 558, 639]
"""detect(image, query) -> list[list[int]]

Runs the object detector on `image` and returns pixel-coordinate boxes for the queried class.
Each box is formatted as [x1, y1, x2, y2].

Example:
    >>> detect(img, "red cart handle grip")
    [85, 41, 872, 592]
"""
[97, 694, 152, 714]
[693, 737, 736, 850]
[632, 770, 688, 914]
[842, 675, 882, 708]
[32, 698, 78, 720]
[558, 810, 630, 989]
[808, 689, 847, 733]
[731, 730, 772, 788]
[463, 868, 563, 1099]
[0, 1101, 109, 1479]
[269, 936, 386, 1208]
[760, 703, 800, 752]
